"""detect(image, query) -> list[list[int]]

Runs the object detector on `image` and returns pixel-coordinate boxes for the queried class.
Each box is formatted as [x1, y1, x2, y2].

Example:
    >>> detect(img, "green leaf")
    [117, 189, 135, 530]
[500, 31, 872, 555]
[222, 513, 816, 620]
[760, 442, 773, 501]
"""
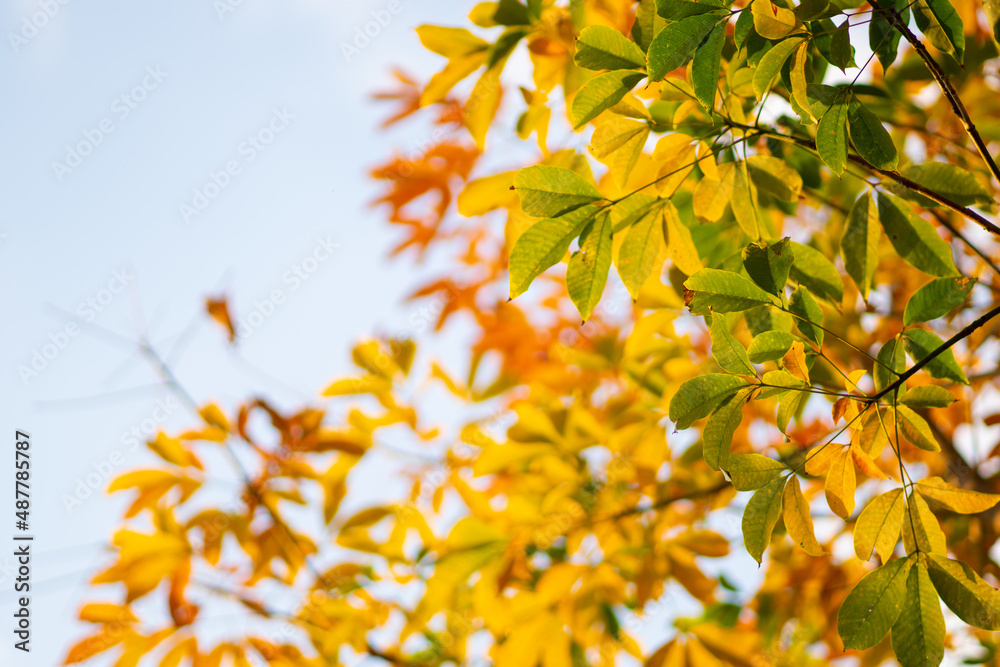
[508, 205, 601, 298]
[731, 161, 761, 238]
[888, 162, 994, 209]
[904, 277, 975, 325]
[758, 368, 807, 399]
[632, 0, 666, 51]
[817, 90, 850, 174]
[727, 453, 786, 491]
[914, 0, 965, 61]
[788, 242, 844, 304]
[869, 0, 910, 72]
[656, 0, 726, 21]
[742, 475, 785, 564]
[610, 193, 659, 234]
[891, 562, 945, 667]
[575, 25, 648, 71]
[646, 12, 725, 81]
[617, 204, 665, 298]
[898, 385, 956, 409]
[746, 156, 803, 203]
[748, 331, 797, 363]
[493, 0, 531, 26]
[703, 388, 751, 470]
[902, 328, 969, 385]
[752, 36, 805, 100]
[742, 238, 793, 297]
[854, 488, 905, 562]
[874, 335, 906, 394]
[734, 6, 753, 47]
[837, 557, 912, 650]
[669, 374, 751, 429]
[986, 0, 1000, 45]
[691, 21, 726, 109]
[829, 18, 853, 71]
[877, 193, 958, 278]
[788, 285, 824, 346]
[745, 304, 794, 337]
[684, 269, 779, 314]
[794, 0, 831, 21]
[841, 192, 881, 300]
[895, 405, 941, 452]
[571, 70, 646, 129]
[513, 165, 604, 217]
[487, 28, 528, 68]
[927, 555, 1000, 630]
[902, 492, 948, 555]
[566, 213, 613, 321]
[848, 96, 898, 170]
[710, 313, 756, 375]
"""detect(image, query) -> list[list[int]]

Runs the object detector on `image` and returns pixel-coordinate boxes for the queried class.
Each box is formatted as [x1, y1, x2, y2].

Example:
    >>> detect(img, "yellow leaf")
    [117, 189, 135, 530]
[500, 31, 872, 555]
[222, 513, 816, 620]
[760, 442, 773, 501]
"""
[652, 135, 696, 196]
[752, 0, 801, 39]
[422, 52, 488, 105]
[697, 140, 719, 180]
[859, 406, 891, 458]
[854, 488, 904, 562]
[78, 603, 136, 624]
[465, 67, 502, 151]
[845, 369, 866, 394]
[160, 637, 198, 667]
[147, 433, 201, 469]
[322, 375, 392, 397]
[824, 446, 856, 518]
[850, 442, 888, 479]
[415, 25, 489, 59]
[198, 404, 230, 432]
[692, 163, 735, 222]
[645, 640, 685, 667]
[902, 492, 948, 555]
[894, 405, 941, 452]
[916, 477, 1000, 514]
[457, 171, 518, 217]
[781, 341, 810, 384]
[663, 202, 703, 276]
[63, 630, 123, 664]
[804, 443, 839, 476]
[782, 477, 825, 556]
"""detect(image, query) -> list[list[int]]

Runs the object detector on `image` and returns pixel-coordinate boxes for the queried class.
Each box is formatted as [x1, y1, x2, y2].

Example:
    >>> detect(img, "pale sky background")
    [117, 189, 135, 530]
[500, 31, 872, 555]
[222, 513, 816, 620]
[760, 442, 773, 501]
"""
[0, 1, 990, 665]
[0, 1, 493, 663]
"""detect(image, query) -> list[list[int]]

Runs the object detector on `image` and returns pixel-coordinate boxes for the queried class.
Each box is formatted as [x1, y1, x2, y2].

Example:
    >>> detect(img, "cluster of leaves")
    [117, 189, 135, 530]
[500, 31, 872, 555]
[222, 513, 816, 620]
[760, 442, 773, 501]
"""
[70, 0, 1000, 666]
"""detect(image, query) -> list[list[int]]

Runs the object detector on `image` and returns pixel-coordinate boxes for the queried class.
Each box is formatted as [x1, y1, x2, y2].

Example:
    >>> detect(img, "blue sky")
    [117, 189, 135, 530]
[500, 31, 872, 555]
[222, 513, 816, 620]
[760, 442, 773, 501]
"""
[0, 0, 479, 663]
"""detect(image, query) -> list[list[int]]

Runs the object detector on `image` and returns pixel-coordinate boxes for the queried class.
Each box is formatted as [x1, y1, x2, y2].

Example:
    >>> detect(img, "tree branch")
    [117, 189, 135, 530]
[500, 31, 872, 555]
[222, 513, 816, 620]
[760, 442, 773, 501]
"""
[740, 123, 1000, 238]
[869, 0, 1000, 186]
[872, 302, 1000, 401]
